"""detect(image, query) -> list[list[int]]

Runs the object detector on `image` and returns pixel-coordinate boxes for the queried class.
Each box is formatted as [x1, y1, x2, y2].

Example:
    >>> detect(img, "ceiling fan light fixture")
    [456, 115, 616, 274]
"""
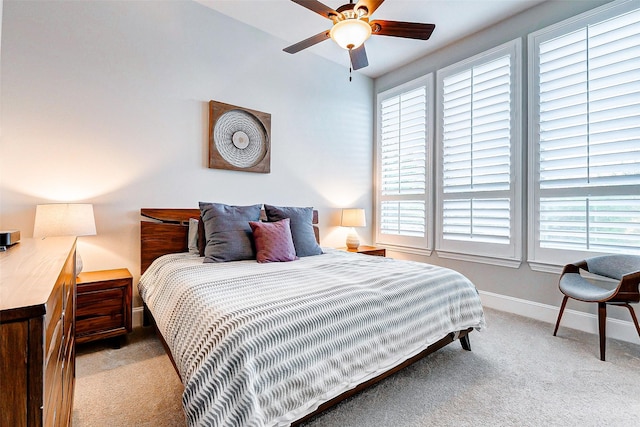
[329, 19, 372, 50]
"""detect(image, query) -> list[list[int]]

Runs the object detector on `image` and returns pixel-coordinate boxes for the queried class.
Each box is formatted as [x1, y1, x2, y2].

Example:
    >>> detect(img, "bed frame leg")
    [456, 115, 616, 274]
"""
[460, 334, 471, 351]
[143, 304, 151, 327]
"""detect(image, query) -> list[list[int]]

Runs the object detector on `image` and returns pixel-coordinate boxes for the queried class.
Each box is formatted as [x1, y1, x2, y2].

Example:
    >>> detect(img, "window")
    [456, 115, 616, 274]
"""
[435, 39, 522, 267]
[375, 75, 433, 253]
[529, 0, 640, 270]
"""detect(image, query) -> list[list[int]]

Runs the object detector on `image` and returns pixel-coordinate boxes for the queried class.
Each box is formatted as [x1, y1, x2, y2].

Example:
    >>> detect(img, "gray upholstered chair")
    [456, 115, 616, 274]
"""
[553, 255, 640, 361]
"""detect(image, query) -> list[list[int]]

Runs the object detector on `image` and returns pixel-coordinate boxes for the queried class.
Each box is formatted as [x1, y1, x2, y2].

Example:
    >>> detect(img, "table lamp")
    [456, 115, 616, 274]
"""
[341, 208, 366, 250]
[33, 203, 97, 275]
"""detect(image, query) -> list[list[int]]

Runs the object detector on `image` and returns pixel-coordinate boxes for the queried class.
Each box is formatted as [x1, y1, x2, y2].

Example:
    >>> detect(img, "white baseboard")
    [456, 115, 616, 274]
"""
[479, 290, 640, 345]
[133, 306, 145, 329]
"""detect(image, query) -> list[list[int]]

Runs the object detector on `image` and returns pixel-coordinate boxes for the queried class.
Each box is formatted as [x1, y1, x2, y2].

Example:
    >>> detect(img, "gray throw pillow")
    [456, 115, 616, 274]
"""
[264, 204, 323, 257]
[199, 202, 262, 263]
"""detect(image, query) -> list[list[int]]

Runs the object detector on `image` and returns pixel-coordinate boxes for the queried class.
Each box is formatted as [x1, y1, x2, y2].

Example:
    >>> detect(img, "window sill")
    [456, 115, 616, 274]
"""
[527, 260, 563, 275]
[436, 250, 522, 268]
[375, 243, 432, 257]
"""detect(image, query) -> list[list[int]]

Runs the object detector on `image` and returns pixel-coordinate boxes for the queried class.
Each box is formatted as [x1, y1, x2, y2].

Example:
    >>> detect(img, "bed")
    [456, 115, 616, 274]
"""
[138, 207, 485, 426]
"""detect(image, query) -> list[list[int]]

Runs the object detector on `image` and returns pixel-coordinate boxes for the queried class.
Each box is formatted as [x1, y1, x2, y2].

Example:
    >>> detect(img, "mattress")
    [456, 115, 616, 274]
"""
[138, 248, 485, 426]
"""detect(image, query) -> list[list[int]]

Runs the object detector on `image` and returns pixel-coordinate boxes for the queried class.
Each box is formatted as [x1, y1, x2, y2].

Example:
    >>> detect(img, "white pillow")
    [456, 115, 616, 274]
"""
[188, 218, 199, 254]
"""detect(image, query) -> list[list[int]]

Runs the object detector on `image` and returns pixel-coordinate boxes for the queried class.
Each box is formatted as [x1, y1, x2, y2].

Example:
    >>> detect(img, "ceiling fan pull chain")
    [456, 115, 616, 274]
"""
[349, 66, 352, 82]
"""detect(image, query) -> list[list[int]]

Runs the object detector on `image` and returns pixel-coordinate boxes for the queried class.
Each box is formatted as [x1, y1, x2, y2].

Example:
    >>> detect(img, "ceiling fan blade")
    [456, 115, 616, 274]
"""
[283, 30, 331, 54]
[349, 44, 369, 70]
[370, 20, 435, 40]
[354, 0, 385, 18]
[290, 0, 341, 21]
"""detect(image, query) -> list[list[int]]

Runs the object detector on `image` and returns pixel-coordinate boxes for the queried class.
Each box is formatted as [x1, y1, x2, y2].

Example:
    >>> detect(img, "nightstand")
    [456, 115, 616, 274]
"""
[340, 245, 386, 257]
[76, 268, 132, 347]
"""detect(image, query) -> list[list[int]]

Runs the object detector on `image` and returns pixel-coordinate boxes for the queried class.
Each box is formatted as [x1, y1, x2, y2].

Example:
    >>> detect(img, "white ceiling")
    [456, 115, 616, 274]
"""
[196, 0, 547, 78]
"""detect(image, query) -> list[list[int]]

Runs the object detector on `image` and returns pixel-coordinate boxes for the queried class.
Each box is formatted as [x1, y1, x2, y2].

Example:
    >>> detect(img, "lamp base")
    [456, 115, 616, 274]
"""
[76, 252, 84, 276]
[346, 229, 360, 250]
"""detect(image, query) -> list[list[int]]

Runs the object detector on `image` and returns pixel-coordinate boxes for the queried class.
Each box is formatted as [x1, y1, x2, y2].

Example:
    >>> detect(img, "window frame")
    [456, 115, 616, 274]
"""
[435, 38, 523, 268]
[374, 74, 434, 255]
[527, 0, 640, 273]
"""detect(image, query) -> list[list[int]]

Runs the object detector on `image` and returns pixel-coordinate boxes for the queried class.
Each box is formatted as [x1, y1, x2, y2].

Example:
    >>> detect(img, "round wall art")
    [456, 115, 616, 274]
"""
[208, 100, 271, 173]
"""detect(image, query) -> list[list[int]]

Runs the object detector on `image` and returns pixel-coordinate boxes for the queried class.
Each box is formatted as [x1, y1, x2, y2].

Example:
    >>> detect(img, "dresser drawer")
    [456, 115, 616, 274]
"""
[61, 334, 75, 420]
[44, 350, 63, 427]
[45, 280, 63, 352]
[45, 318, 64, 387]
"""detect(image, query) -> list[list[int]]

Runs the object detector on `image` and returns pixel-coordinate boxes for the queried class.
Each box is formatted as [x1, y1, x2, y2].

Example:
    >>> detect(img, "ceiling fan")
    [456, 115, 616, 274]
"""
[283, 0, 435, 71]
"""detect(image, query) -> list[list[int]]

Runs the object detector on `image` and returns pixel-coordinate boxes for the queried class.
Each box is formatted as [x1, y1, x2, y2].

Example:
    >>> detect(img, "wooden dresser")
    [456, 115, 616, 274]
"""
[0, 236, 77, 427]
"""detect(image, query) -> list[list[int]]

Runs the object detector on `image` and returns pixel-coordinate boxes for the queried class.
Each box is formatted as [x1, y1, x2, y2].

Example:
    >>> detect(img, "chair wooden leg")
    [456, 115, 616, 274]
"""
[621, 303, 640, 338]
[598, 302, 607, 361]
[554, 296, 569, 336]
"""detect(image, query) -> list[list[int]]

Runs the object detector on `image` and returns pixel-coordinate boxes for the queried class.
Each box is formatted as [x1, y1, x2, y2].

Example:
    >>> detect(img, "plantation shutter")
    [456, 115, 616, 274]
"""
[379, 86, 427, 238]
[534, 6, 640, 255]
[376, 75, 433, 252]
[440, 55, 513, 244]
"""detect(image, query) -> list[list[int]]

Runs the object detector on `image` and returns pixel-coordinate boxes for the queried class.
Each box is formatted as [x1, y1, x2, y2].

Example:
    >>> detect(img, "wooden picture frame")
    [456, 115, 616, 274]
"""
[208, 100, 271, 173]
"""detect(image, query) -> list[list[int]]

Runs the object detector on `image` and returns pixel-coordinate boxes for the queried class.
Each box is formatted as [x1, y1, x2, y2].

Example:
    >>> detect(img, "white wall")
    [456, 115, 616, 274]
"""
[0, 0, 3, 141]
[375, 0, 640, 340]
[0, 0, 374, 306]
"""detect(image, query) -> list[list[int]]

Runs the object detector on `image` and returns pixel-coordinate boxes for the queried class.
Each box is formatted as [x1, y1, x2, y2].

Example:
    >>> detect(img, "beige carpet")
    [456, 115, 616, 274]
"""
[73, 328, 184, 426]
[73, 308, 640, 426]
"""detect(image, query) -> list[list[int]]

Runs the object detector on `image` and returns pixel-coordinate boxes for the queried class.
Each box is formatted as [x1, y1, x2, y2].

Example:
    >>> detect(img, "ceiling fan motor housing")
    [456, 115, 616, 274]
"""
[336, 3, 369, 20]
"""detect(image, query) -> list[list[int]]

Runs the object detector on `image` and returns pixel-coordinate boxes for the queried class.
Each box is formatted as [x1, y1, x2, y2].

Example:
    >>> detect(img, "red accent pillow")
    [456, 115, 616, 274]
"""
[249, 218, 298, 263]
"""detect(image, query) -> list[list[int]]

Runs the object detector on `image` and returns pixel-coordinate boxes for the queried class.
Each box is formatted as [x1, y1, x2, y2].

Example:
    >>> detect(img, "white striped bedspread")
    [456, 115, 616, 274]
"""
[138, 248, 486, 427]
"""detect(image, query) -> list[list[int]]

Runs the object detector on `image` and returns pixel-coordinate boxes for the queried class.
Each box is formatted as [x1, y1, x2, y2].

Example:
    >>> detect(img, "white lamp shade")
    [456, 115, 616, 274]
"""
[341, 208, 366, 228]
[33, 203, 97, 238]
[329, 19, 372, 50]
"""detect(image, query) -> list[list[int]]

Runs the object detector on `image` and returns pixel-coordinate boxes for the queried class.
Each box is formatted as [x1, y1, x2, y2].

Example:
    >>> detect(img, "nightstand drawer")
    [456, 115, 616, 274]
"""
[77, 288, 126, 335]
[77, 288, 124, 316]
[77, 277, 130, 294]
[339, 246, 386, 257]
[76, 313, 125, 336]
[361, 249, 385, 256]
[75, 268, 132, 344]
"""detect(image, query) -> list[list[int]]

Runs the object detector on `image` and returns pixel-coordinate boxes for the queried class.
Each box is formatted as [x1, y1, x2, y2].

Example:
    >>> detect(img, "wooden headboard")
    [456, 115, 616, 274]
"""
[140, 208, 319, 274]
